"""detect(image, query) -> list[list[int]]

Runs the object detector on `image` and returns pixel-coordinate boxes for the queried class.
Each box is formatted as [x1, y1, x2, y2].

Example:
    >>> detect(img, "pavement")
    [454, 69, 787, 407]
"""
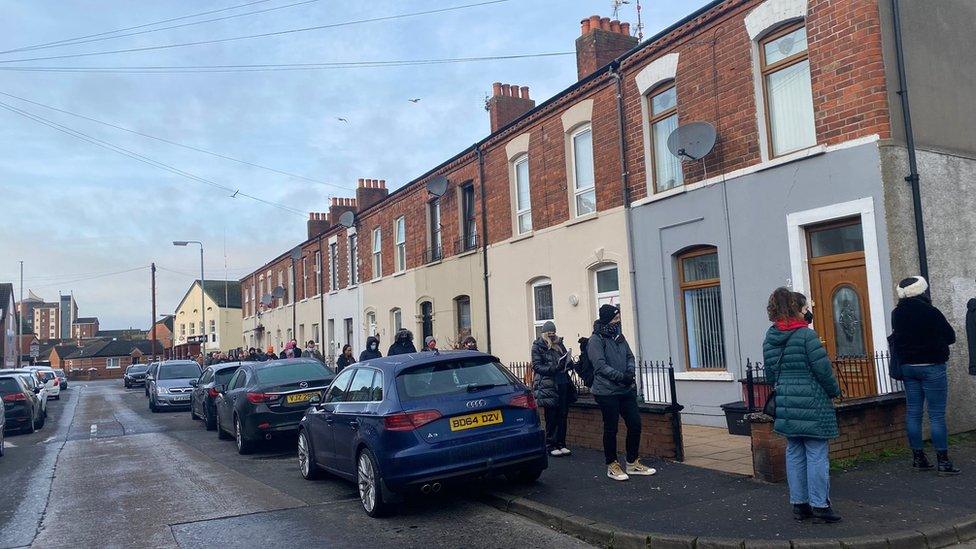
[488, 439, 976, 547]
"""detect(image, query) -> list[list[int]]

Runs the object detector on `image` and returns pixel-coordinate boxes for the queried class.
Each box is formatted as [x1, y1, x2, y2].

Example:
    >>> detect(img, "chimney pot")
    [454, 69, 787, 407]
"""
[600, 17, 611, 31]
[358, 178, 365, 187]
[589, 15, 601, 30]
[379, 180, 386, 188]
[621, 22, 631, 36]
[610, 20, 621, 33]
[492, 82, 502, 96]
[501, 83, 511, 97]
[581, 18, 591, 34]
[520, 86, 530, 99]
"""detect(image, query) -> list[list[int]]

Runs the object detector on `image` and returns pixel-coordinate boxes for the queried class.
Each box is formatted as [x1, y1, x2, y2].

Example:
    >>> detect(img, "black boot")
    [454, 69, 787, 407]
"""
[912, 449, 935, 471]
[793, 503, 813, 521]
[937, 451, 961, 476]
[811, 506, 843, 524]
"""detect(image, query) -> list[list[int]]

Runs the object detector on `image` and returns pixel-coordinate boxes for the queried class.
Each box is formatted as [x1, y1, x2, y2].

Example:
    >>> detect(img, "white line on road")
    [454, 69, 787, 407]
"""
[3, 440, 15, 448]
[90, 424, 97, 437]
[42, 436, 58, 444]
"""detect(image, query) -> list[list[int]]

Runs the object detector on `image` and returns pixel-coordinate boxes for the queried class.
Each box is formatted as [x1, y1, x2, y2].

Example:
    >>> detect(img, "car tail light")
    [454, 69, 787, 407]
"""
[53, 377, 60, 386]
[2, 392, 27, 403]
[207, 388, 219, 398]
[246, 392, 278, 404]
[384, 410, 442, 431]
[257, 421, 271, 430]
[509, 393, 537, 410]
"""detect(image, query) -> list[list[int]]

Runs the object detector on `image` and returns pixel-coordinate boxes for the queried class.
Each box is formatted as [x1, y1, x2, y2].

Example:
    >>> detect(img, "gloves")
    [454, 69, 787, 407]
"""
[623, 371, 636, 385]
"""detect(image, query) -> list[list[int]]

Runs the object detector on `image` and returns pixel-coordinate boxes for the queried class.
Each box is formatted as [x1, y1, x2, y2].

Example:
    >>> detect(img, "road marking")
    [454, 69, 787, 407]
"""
[3, 440, 15, 448]
[90, 424, 97, 437]
[41, 436, 57, 444]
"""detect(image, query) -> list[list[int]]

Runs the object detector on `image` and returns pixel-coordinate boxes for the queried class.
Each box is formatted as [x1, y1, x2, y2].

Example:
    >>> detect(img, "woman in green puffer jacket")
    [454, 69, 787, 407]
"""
[763, 288, 842, 524]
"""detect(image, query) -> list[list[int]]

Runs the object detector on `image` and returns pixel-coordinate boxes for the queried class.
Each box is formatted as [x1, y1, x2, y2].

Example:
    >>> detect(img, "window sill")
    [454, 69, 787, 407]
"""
[510, 231, 534, 243]
[369, 277, 382, 284]
[328, 291, 339, 296]
[673, 371, 734, 382]
[299, 298, 309, 304]
[393, 271, 406, 278]
[565, 211, 598, 228]
[632, 185, 687, 207]
[456, 249, 479, 258]
[757, 144, 826, 173]
[425, 259, 443, 267]
[347, 284, 359, 290]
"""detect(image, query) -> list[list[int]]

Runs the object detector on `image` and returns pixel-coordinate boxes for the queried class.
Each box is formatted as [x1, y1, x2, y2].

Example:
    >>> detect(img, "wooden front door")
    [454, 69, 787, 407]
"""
[807, 220, 876, 398]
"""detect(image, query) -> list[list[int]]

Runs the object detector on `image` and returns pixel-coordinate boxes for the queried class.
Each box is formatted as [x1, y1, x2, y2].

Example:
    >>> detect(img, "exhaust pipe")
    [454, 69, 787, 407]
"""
[431, 482, 442, 493]
[421, 484, 432, 494]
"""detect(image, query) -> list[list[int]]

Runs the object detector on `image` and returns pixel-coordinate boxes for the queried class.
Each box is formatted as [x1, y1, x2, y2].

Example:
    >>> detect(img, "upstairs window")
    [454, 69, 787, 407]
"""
[314, 251, 322, 295]
[649, 84, 683, 193]
[301, 256, 308, 299]
[460, 183, 477, 251]
[329, 242, 338, 291]
[394, 216, 406, 272]
[427, 200, 442, 263]
[514, 155, 532, 234]
[348, 234, 359, 286]
[570, 125, 596, 216]
[761, 23, 816, 157]
[371, 228, 382, 279]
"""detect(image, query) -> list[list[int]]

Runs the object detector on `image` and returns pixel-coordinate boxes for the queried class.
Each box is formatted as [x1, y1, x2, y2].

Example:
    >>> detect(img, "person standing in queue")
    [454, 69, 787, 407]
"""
[336, 344, 356, 372]
[388, 329, 418, 356]
[589, 304, 655, 481]
[360, 336, 382, 361]
[461, 336, 478, 351]
[532, 321, 575, 457]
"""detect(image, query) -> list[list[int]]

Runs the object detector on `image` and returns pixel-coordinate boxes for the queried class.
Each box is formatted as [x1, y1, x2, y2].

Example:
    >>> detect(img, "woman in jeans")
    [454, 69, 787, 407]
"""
[588, 304, 655, 481]
[763, 288, 842, 523]
[890, 276, 959, 475]
[531, 321, 575, 456]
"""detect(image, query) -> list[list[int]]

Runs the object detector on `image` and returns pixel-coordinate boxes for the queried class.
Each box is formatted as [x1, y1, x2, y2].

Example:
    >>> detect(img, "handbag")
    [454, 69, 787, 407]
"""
[762, 330, 800, 418]
[887, 333, 904, 381]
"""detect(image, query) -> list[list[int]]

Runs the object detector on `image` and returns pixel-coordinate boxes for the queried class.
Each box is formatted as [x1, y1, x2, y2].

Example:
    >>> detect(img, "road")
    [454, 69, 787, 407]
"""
[0, 380, 590, 549]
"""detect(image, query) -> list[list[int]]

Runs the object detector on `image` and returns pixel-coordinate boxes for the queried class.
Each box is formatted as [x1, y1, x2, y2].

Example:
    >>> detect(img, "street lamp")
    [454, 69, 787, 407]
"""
[173, 240, 205, 354]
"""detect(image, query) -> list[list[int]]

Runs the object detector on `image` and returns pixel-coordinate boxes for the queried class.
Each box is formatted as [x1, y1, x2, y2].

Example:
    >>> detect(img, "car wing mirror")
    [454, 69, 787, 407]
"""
[189, 380, 198, 387]
[33, 386, 41, 394]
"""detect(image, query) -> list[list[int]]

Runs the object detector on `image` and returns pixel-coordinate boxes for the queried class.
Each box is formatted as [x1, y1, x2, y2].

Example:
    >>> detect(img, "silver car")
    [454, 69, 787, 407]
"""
[148, 361, 202, 413]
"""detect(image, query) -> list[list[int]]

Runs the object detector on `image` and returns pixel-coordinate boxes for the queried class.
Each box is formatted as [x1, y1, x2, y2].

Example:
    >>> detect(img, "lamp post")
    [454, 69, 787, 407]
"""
[173, 241, 205, 354]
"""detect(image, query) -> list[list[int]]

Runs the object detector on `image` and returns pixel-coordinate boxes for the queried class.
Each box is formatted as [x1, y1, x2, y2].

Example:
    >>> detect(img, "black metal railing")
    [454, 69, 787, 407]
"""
[506, 359, 678, 407]
[422, 245, 443, 264]
[744, 351, 904, 412]
[455, 233, 480, 254]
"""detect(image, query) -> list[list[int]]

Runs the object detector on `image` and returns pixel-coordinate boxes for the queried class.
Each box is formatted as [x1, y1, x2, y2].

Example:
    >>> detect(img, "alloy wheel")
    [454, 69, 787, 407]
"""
[358, 453, 376, 513]
[298, 433, 310, 477]
[235, 418, 243, 450]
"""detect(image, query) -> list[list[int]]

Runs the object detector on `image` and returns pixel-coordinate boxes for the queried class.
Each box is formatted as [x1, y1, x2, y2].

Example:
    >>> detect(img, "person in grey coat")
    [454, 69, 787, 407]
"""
[588, 304, 656, 481]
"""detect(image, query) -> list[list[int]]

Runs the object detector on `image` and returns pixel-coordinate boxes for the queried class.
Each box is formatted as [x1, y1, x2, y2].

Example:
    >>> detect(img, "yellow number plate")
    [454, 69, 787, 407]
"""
[449, 409, 503, 432]
[286, 392, 316, 404]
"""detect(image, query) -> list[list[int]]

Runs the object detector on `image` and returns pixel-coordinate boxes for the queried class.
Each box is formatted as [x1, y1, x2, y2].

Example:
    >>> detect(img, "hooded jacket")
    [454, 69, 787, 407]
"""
[388, 330, 418, 356]
[763, 325, 841, 439]
[891, 296, 956, 365]
[360, 336, 383, 361]
[967, 298, 976, 375]
[587, 320, 636, 397]
[530, 336, 574, 407]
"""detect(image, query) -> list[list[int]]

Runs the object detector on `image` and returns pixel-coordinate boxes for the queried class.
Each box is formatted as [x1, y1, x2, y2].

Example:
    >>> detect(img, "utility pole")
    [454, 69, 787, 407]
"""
[17, 261, 23, 367]
[151, 263, 157, 361]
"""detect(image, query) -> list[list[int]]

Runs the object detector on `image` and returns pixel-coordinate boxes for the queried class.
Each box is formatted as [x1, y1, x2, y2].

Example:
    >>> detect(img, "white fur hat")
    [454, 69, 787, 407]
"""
[896, 276, 928, 299]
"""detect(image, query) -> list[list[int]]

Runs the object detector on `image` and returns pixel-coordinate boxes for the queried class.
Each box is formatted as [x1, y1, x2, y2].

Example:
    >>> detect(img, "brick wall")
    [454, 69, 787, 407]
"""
[541, 399, 681, 461]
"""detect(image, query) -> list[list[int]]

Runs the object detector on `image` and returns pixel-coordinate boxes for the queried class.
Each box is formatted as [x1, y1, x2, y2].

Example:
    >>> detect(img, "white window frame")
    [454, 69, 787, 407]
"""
[301, 256, 308, 299]
[106, 357, 121, 369]
[569, 124, 596, 217]
[314, 251, 322, 295]
[287, 265, 295, 304]
[366, 311, 377, 336]
[394, 216, 406, 273]
[594, 264, 621, 309]
[329, 242, 339, 291]
[530, 278, 554, 338]
[391, 307, 402, 333]
[371, 228, 382, 279]
[348, 233, 359, 286]
[647, 83, 683, 193]
[513, 154, 532, 234]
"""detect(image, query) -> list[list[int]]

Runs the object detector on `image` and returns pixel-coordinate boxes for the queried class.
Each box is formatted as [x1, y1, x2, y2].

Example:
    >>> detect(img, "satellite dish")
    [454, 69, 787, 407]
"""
[290, 246, 302, 261]
[667, 122, 717, 161]
[426, 175, 449, 197]
[338, 210, 355, 228]
[260, 294, 272, 307]
[272, 286, 285, 299]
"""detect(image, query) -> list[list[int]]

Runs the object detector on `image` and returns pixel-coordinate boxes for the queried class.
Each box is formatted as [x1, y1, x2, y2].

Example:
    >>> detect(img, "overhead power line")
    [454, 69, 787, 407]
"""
[29, 266, 150, 290]
[0, 90, 348, 189]
[0, 100, 308, 217]
[0, 52, 574, 74]
[0, 0, 275, 55]
[0, 0, 322, 55]
[0, 0, 512, 64]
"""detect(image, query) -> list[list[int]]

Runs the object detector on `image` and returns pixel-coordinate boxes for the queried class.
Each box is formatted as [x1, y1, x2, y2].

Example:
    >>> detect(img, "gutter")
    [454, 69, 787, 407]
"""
[891, 0, 929, 281]
[475, 145, 492, 354]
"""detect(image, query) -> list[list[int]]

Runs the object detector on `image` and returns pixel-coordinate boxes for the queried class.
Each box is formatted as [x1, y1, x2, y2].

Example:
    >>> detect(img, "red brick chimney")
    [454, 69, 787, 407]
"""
[575, 15, 637, 80]
[486, 82, 535, 133]
[355, 178, 389, 212]
[307, 212, 330, 239]
[328, 197, 357, 227]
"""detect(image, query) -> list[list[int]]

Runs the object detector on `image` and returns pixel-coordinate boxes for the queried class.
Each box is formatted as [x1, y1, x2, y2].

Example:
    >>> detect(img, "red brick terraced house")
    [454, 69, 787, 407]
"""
[64, 340, 157, 380]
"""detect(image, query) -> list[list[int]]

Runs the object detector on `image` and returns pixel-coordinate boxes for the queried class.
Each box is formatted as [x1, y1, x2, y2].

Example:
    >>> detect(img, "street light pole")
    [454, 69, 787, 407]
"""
[174, 241, 205, 355]
[17, 261, 23, 367]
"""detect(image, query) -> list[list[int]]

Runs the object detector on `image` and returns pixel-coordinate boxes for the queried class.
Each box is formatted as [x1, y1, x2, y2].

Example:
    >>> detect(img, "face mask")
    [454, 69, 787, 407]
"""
[803, 311, 814, 324]
[370, 344, 377, 351]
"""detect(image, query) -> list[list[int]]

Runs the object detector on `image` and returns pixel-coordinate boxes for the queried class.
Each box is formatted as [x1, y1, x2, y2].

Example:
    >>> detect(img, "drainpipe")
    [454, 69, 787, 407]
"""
[891, 0, 929, 282]
[318, 235, 326, 351]
[475, 145, 492, 354]
[610, 61, 644, 362]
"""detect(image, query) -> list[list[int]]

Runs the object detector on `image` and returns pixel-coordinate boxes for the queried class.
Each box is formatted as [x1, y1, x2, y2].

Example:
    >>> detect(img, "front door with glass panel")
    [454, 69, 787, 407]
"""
[806, 219, 875, 397]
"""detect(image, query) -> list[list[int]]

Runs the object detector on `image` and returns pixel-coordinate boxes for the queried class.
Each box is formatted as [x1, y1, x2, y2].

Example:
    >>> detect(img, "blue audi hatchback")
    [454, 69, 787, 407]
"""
[297, 351, 547, 517]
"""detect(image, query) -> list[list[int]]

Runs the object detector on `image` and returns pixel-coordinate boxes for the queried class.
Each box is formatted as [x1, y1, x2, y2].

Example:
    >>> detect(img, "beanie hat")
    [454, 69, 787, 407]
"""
[896, 276, 928, 299]
[424, 335, 437, 346]
[599, 304, 620, 324]
[540, 321, 556, 334]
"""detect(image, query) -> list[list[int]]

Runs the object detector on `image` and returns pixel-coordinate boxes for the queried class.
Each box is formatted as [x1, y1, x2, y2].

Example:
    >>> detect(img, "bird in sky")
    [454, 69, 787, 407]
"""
[336, 117, 348, 123]
[408, 98, 421, 103]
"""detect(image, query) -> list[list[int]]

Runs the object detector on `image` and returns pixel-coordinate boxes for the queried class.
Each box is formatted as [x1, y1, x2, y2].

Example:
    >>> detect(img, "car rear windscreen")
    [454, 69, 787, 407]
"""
[37, 371, 55, 381]
[255, 361, 333, 385]
[396, 358, 516, 400]
[158, 363, 202, 380]
[127, 365, 148, 374]
[0, 377, 22, 394]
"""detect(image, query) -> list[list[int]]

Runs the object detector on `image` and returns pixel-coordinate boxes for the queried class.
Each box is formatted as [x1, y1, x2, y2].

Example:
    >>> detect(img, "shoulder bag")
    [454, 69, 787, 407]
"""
[762, 330, 800, 418]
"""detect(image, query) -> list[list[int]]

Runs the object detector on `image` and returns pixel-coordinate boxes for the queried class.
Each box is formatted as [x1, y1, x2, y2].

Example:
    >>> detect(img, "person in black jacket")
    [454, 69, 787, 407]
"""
[359, 336, 382, 362]
[890, 276, 959, 475]
[531, 321, 575, 456]
[335, 344, 356, 372]
[388, 329, 418, 356]
[967, 298, 976, 376]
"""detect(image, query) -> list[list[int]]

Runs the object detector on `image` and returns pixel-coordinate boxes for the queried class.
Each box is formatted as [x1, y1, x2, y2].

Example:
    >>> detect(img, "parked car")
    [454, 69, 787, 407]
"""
[124, 364, 149, 389]
[5, 370, 48, 419]
[1, 374, 45, 435]
[144, 362, 160, 397]
[215, 358, 335, 454]
[148, 361, 202, 413]
[53, 369, 68, 390]
[0, 388, 4, 455]
[27, 366, 61, 400]
[296, 351, 547, 517]
[190, 362, 243, 431]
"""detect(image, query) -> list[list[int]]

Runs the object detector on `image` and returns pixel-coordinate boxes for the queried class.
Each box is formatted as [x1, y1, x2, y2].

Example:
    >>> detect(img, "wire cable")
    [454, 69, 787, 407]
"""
[0, 0, 512, 64]
[28, 266, 149, 290]
[0, 0, 321, 55]
[0, 100, 308, 216]
[0, 0, 274, 55]
[0, 90, 348, 189]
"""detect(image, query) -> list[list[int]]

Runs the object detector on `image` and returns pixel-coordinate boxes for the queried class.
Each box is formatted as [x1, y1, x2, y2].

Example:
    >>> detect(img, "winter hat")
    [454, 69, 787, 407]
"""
[424, 336, 437, 347]
[599, 304, 620, 324]
[540, 321, 556, 334]
[896, 276, 928, 299]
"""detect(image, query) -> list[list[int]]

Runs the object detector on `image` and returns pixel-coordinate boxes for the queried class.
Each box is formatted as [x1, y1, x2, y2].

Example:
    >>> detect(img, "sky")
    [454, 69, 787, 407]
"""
[0, 0, 710, 330]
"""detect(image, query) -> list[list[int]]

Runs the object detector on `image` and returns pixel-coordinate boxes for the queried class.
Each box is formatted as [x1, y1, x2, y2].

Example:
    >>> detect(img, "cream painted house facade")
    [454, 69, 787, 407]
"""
[173, 280, 242, 354]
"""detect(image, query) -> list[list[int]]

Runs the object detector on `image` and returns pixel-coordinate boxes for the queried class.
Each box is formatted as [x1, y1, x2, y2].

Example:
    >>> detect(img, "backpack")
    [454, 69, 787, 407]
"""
[575, 337, 595, 388]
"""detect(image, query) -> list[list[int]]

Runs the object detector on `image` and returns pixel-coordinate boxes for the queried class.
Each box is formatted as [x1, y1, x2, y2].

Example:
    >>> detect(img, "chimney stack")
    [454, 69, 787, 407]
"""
[307, 212, 330, 239]
[575, 15, 638, 80]
[355, 178, 389, 212]
[328, 196, 358, 228]
[486, 82, 536, 133]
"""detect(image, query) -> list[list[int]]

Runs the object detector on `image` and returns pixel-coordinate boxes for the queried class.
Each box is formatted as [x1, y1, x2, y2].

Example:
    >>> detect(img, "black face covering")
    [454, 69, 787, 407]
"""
[804, 311, 814, 324]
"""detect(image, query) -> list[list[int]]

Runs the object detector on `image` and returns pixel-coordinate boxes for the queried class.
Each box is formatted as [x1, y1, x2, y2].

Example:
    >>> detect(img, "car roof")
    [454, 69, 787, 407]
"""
[356, 350, 499, 376]
[252, 358, 325, 370]
[159, 360, 199, 366]
[211, 362, 245, 372]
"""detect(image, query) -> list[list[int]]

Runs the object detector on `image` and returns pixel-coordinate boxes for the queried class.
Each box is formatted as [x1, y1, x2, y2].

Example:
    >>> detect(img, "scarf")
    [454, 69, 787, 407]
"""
[599, 321, 621, 339]
[775, 318, 808, 331]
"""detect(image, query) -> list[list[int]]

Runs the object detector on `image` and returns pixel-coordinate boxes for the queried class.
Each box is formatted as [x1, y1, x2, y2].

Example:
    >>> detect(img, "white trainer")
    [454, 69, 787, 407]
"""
[607, 462, 629, 481]
[626, 459, 657, 476]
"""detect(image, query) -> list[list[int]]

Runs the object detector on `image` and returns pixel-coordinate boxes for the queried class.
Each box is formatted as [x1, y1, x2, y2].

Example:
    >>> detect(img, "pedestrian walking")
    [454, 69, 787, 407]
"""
[763, 287, 842, 523]
[388, 329, 417, 356]
[359, 336, 382, 361]
[531, 321, 575, 457]
[588, 304, 655, 481]
[461, 335, 478, 351]
[336, 344, 356, 372]
[889, 276, 959, 475]
[304, 340, 324, 362]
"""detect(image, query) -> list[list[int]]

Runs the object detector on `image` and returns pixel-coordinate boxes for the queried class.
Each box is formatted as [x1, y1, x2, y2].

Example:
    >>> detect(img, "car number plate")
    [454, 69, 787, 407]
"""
[449, 409, 503, 432]
[173, 396, 189, 402]
[286, 392, 316, 404]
